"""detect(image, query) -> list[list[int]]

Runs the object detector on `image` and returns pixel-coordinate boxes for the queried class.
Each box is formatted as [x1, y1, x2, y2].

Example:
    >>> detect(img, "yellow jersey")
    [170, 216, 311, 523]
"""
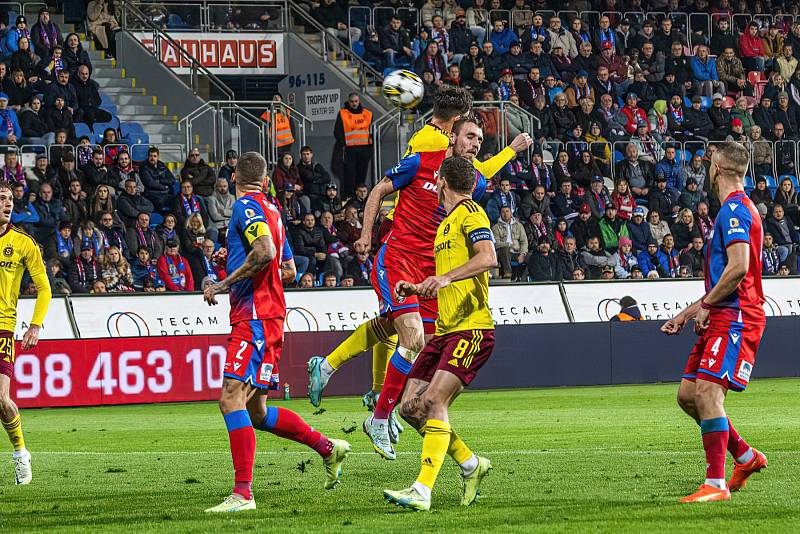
[0, 225, 51, 332]
[387, 122, 517, 219]
[433, 199, 494, 336]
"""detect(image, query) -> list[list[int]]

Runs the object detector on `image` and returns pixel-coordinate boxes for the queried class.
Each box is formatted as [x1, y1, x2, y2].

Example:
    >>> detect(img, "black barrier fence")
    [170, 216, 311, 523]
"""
[282, 318, 800, 397]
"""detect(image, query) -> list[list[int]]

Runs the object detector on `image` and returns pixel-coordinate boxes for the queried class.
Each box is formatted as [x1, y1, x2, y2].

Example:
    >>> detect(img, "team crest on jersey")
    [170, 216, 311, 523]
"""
[729, 217, 739, 228]
[2, 245, 11, 257]
[443, 223, 450, 236]
[737, 361, 753, 382]
[245, 208, 256, 219]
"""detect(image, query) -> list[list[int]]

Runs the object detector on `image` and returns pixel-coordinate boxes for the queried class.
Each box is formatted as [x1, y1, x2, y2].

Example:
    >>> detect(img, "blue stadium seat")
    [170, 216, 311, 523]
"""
[701, 96, 712, 110]
[763, 175, 777, 190]
[130, 144, 150, 161]
[780, 174, 800, 189]
[121, 122, 145, 137]
[351, 41, 365, 57]
[149, 212, 164, 228]
[613, 150, 624, 163]
[743, 175, 755, 193]
[676, 149, 691, 163]
[123, 132, 150, 146]
[74, 122, 92, 140]
[695, 149, 705, 158]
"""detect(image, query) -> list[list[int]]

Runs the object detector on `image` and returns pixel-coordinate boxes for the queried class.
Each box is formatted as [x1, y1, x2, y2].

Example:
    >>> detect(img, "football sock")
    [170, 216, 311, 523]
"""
[726, 418, 754, 463]
[257, 407, 334, 458]
[373, 348, 414, 420]
[326, 317, 386, 370]
[448, 431, 477, 475]
[2, 415, 25, 452]
[415, 419, 451, 496]
[224, 410, 255, 500]
[372, 337, 396, 392]
[700, 417, 729, 490]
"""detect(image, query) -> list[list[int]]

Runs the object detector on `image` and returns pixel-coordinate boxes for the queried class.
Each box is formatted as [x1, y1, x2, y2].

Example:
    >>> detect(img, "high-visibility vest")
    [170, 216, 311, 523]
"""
[613, 311, 642, 321]
[261, 110, 295, 148]
[340, 108, 372, 147]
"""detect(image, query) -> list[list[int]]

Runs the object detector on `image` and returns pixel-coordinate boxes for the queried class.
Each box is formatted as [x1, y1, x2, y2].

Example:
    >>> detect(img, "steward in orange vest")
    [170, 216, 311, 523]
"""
[610, 296, 643, 321]
[333, 93, 373, 197]
[261, 101, 294, 149]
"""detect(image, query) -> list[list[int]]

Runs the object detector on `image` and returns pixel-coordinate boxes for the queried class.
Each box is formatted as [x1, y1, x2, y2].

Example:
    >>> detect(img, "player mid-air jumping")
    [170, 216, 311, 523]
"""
[384, 155, 497, 511]
[0, 179, 52, 485]
[202, 153, 350, 513]
[661, 142, 768, 503]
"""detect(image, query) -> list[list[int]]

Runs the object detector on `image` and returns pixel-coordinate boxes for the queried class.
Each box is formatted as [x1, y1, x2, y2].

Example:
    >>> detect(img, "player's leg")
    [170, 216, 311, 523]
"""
[676, 379, 699, 422]
[0, 370, 31, 485]
[365, 311, 425, 460]
[247, 392, 351, 490]
[307, 316, 397, 407]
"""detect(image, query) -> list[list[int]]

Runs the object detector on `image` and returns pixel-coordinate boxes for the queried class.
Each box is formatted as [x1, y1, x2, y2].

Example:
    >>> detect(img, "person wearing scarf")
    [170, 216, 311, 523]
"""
[125, 212, 163, 260]
[131, 246, 165, 291]
[613, 236, 638, 278]
[345, 250, 373, 286]
[6, 16, 34, 55]
[157, 240, 194, 291]
[415, 41, 446, 81]
[32, 8, 62, 60]
[68, 244, 101, 293]
[0, 92, 21, 144]
[56, 221, 75, 265]
[528, 151, 553, 193]
[565, 70, 594, 108]
[2, 151, 26, 189]
[496, 69, 516, 101]
[44, 45, 65, 81]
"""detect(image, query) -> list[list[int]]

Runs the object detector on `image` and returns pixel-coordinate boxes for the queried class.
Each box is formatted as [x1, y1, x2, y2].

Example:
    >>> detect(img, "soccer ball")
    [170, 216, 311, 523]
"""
[382, 69, 424, 110]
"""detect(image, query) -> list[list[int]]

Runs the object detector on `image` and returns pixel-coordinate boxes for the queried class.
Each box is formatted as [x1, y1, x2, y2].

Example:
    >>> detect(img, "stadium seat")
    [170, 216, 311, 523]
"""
[763, 175, 778, 191]
[149, 212, 164, 228]
[695, 149, 705, 158]
[701, 96, 712, 110]
[121, 122, 145, 137]
[721, 96, 735, 110]
[743, 175, 755, 192]
[74, 122, 92, 140]
[613, 150, 624, 163]
[675, 149, 691, 163]
[351, 41, 365, 58]
[130, 144, 150, 161]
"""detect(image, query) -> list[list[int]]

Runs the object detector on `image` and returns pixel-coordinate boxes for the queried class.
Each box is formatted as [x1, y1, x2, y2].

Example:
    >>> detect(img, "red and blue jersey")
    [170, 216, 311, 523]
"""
[704, 191, 765, 323]
[226, 192, 285, 325]
[384, 151, 488, 261]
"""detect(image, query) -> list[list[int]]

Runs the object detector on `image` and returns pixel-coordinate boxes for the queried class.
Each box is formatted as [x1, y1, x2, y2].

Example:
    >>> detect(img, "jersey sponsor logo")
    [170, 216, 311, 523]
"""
[0, 260, 14, 269]
[737, 360, 753, 382]
[259, 363, 274, 383]
[435, 240, 451, 254]
[422, 181, 439, 193]
[2, 245, 12, 257]
[727, 227, 745, 235]
[729, 217, 739, 228]
[730, 332, 740, 344]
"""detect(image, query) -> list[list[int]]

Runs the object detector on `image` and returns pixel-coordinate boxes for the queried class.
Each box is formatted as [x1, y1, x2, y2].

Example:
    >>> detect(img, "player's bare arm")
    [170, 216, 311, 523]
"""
[204, 235, 277, 305]
[508, 133, 533, 154]
[354, 177, 396, 254]
[398, 240, 497, 299]
[693, 241, 749, 334]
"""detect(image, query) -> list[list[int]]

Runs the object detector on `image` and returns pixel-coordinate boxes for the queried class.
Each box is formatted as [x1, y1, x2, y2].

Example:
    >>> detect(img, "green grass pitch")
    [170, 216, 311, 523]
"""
[3, 378, 799, 533]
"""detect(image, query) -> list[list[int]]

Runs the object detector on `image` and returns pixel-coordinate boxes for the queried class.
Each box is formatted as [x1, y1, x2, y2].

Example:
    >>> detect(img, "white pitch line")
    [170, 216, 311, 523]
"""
[28, 449, 796, 457]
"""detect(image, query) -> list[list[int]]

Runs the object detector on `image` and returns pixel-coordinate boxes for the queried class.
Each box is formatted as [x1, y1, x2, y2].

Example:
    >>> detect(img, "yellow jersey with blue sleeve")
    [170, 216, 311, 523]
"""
[433, 199, 494, 336]
[0, 225, 51, 332]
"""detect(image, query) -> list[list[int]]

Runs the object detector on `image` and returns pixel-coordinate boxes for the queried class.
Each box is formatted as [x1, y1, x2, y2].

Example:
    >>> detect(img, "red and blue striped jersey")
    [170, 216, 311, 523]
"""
[226, 192, 285, 324]
[704, 191, 765, 322]
[384, 150, 487, 261]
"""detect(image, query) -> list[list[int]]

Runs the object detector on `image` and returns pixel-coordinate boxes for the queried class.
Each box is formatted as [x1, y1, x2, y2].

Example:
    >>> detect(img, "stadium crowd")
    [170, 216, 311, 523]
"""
[8, 0, 800, 295]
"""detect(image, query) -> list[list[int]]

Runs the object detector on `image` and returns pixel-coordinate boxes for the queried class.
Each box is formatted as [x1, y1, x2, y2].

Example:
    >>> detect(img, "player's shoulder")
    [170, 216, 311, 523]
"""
[452, 199, 489, 225]
[9, 225, 39, 248]
[407, 124, 449, 154]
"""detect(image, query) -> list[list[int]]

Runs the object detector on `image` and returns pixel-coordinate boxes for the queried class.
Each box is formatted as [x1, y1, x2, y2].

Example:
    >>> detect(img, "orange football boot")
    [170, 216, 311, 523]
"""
[729, 449, 768, 492]
[680, 484, 731, 503]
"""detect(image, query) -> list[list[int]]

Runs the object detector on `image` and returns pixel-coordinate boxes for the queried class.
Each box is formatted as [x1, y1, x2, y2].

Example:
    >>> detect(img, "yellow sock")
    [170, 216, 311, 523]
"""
[326, 317, 386, 369]
[371, 336, 396, 392]
[447, 430, 473, 465]
[416, 419, 450, 490]
[2, 415, 25, 452]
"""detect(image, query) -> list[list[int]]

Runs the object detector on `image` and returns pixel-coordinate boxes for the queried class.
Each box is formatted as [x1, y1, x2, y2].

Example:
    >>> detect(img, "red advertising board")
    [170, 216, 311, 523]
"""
[10, 332, 371, 408]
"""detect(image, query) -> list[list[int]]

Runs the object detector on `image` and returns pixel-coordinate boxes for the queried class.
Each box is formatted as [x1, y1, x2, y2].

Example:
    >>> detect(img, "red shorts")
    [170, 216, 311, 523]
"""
[224, 319, 283, 390]
[408, 329, 495, 386]
[371, 244, 438, 334]
[683, 316, 764, 392]
[0, 330, 14, 378]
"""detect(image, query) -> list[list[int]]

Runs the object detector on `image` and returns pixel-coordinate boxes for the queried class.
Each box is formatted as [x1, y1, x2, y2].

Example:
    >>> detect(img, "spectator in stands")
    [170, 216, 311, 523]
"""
[649, 175, 678, 223]
[773, 123, 797, 175]
[207, 178, 233, 234]
[344, 250, 371, 286]
[610, 179, 634, 221]
[768, 203, 799, 263]
[172, 179, 210, 232]
[126, 211, 162, 261]
[0, 93, 20, 144]
[89, 184, 114, 222]
[775, 176, 800, 225]
[72, 64, 110, 127]
[580, 235, 616, 279]
[739, 21, 766, 72]
[599, 204, 629, 253]
[6, 69, 31, 111]
[490, 19, 515, 55]
[620, 93, 648, 136]
[678, 177, 702, 212]
[752, 95, 775, 135]
[570, 203, 598, 249]
[54, 221, 75, 266]
[655, 146, 683, 199]
[63, 33, 92, 77]
[180, 148, 216, 198]
[157, 239, 193, 291]
[33, 182, 66, 257]
[43, 43, 66, 82]
[613, 237, 638, 279]
[380, 16, 413, 68]
[83, 148, 115, 194]
[680, 235, 705, 277]
[63, 178, 88, 226]
[710, 17, 737, 56]
[217, 149, 236, 189]
[660, 234, 680, 277]
[91, 280, 106, 293]
[2, 150, 25, 188]
[626, 206, 650, 253]
[486, 178, 520, 223]
[101, 245, 133, 292]
[6, 15, 33, 56]
[313, 183, 344, 221]
[546, 16, 576, 59]
[776, 45, 797, 84]
[192, 238, 226, 289]
[281, 184, 309, 228]
[298, 145, 330, 202]
[179, 210, 205, 255]
[110, 151, 141, 192]
[298, 272, 314, 288]
[416, 41, 446, 81]
[18, 95, 53, 146]
[86, 0, 120, 59]
[671, 208, 700, 250]
[526, 236, 560, 281]
[551, 180, 580, 222]
[338, 204, 362, 247]
[492, 206, 527, 280]
[647, 208, 671, 245]
[295, 212, 326, 275]
[750, 175, 774, 214]
[616, 143, 654, 200]
[10, 182, 38, 232]
[691, 45, 724, 97]
[32, 8, 62, 61]
[98, 209, 128, 255]
[131, 246, 165, 292]
[45, 69, 77, 113]
[45, 96, 75, 142]
[774, 92, 799, 139]
[583, 175, 611, 219]
[139, 146, 176, 211]
[556, 235, 580, 277]
[762, 233, 781, 276]
[312, 0, 361, 52]
[637, 239, 668, 278]
[272, 152, 302, 195]
[117, 178, 154, 228]
[156, 212, 178, 250]
[69, 242, 102, 293]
